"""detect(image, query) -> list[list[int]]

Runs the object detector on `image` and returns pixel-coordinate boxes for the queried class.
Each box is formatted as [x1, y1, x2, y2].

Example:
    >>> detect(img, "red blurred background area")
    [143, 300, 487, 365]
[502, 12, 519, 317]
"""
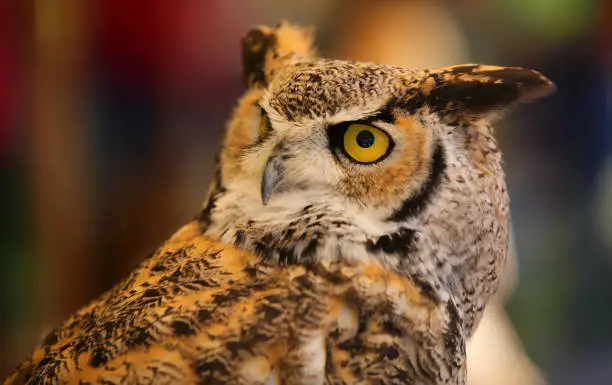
[96, 1, 242, 91]
[0, 2, 16, 157]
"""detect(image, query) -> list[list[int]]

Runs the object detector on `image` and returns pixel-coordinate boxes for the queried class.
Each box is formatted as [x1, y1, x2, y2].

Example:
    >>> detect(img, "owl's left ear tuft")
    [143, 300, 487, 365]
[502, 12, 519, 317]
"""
[242, 21, 318, 88]
[422, 64, 556, 123]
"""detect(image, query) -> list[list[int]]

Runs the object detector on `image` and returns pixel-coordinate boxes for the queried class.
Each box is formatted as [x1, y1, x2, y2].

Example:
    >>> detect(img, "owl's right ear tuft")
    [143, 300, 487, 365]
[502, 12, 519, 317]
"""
[420, 64, 556, 124]
[242, 21, 317, 88]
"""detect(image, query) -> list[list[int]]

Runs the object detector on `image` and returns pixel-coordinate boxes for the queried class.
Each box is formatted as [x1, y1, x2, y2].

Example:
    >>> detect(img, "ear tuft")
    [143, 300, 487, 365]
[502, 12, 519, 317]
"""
[242, 22, 317, 88]
[273, 21, 317, 59]
[423, 64, 556, 123]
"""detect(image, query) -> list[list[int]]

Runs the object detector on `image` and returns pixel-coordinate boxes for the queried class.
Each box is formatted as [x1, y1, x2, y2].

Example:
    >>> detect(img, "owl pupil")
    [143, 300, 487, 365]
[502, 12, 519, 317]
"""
[356, 130, 375, 148]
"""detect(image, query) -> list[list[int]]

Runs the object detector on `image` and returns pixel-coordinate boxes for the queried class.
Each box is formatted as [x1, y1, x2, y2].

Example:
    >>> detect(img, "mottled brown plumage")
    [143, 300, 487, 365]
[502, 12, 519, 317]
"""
[6, 222, 461, 384]
[5, 22, 554, 384]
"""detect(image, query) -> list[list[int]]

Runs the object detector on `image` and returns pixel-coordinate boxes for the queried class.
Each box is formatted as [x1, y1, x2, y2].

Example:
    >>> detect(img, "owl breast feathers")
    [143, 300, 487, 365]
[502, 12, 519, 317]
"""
[5, 22, 554, 385]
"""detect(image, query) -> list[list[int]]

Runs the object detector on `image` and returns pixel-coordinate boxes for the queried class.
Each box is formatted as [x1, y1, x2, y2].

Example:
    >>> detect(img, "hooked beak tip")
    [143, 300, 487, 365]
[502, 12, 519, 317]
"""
[261, 192, 271, 206]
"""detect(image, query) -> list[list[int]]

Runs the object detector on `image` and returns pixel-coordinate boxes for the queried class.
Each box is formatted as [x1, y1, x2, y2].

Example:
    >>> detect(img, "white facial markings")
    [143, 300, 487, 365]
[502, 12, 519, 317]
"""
[209, 175, 411, 268]
[211, 90, 443, 267]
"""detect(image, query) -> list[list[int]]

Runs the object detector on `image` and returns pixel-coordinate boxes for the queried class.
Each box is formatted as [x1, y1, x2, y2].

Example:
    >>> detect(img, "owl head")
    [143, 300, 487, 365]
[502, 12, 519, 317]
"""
[200, 22, 554, 334]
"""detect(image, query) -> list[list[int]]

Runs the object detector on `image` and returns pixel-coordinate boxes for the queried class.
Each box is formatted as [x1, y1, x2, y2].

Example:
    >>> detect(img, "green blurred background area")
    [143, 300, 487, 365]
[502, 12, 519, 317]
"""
[0, 1, 611, 384]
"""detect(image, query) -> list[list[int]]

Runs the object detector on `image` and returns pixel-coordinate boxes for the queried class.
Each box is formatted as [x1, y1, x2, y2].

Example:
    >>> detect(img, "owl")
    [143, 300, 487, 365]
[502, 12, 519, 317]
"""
[5, 22, 554, 385]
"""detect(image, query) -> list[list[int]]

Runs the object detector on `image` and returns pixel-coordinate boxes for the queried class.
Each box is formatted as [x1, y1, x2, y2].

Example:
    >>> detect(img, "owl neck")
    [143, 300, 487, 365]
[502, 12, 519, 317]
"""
[198, 186, 418, 268]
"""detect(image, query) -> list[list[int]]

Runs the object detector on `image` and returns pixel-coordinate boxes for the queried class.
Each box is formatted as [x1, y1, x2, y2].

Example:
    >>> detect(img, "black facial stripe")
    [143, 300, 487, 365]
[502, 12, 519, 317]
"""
[387, 142, 446, 222]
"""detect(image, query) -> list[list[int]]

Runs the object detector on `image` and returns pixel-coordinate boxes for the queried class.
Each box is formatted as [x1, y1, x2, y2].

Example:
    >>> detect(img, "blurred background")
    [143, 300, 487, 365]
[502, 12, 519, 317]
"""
[0, 0, 610, 384]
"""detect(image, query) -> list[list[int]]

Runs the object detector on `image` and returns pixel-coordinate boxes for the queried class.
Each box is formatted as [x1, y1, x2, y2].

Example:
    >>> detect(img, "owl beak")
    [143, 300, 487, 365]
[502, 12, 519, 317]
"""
[261, 154, 284, 205]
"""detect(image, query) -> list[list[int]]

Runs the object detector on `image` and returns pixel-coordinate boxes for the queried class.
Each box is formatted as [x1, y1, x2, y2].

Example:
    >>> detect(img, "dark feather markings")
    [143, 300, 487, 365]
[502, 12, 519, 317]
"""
[387, 143, 446, 222]
[242, 29, 276, 87]
[428, 80, 520, 116]
[442, 300, 465, 370]
[366, 227, 416, 257]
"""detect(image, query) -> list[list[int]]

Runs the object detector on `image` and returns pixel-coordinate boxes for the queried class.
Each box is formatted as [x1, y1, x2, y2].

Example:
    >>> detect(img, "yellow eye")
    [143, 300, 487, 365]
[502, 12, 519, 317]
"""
[343, 123, 390, 163]
[258, 112, 270, 139]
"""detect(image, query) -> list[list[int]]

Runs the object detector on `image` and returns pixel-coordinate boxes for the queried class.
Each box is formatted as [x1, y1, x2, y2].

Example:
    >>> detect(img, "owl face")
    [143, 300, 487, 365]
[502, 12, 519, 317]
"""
[238, 60, 435, 214]
[201, 23, 554, 334]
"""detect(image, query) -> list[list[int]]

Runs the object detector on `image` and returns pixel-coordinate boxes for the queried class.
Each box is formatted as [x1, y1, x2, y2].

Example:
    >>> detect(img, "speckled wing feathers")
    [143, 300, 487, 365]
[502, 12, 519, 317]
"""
[5, 222, 465, 384]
